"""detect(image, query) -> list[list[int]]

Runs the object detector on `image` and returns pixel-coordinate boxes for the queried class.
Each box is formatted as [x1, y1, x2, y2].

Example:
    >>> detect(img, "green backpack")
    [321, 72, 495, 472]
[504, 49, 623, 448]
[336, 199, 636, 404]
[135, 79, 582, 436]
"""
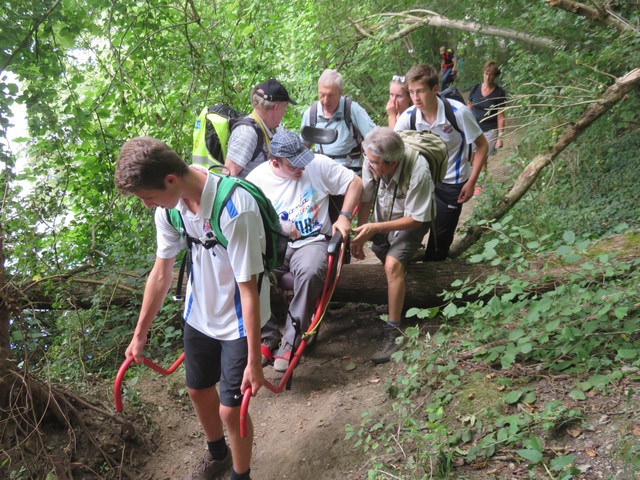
[166, 172, 287, 299]
[397, 130, 449, 184]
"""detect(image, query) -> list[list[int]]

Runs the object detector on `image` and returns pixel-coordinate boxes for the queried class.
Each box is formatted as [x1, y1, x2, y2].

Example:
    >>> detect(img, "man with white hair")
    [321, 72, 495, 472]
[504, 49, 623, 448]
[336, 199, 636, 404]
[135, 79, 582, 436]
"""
[300, 69, 376, 172]
[352, 127, 435, 364]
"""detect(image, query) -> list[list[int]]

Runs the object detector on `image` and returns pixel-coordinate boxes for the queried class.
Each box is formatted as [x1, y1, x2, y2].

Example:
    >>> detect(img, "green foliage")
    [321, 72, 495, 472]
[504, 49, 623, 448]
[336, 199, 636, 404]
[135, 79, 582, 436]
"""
[1, 1, 639, 476]
[347, 219, 639, 476]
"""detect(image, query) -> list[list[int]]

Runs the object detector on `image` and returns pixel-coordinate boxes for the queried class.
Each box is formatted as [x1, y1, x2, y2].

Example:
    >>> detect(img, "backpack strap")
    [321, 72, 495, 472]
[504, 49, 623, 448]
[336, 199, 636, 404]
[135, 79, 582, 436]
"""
[166, 209, 198, 302]
[343, 97, 363, 158]
[250, 111, 271, 155]
[438, 95, 473, 164]
[309, 102, 318, 128]
[230, 115, 266, 165]
[409, 108, 417, 131]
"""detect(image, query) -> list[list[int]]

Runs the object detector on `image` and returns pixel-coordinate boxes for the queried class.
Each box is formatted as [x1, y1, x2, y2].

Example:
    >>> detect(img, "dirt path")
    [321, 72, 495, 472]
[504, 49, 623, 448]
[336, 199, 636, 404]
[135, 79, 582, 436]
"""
[135, 304, 403, 480]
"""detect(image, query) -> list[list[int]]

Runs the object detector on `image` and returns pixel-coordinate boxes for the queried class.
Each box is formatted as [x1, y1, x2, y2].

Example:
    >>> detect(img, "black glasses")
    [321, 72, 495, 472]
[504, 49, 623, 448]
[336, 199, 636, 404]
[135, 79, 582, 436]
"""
[392, 75, 406, 83]
[276, 158, 303, 171]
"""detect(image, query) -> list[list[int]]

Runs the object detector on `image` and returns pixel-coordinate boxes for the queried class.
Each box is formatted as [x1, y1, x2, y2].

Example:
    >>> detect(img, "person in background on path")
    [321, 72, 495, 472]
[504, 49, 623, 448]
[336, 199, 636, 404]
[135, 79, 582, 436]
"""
[351, 127, 435, 364]
[387, 74, 413, 129]
[468, 61, 507, 156]
[394, 64, 488, 261]
[246, 130, 362, 373]
[225, 78, 296, 178]
[115, 137, 269, 480]
[439, 46, 458, 91]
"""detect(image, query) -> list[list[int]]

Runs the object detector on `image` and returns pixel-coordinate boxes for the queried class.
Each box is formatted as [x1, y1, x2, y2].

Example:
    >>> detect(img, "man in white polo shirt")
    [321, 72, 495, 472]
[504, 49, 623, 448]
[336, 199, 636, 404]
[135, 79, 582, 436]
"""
[115, 136, 268, 480]
[394, 64, 488, 261]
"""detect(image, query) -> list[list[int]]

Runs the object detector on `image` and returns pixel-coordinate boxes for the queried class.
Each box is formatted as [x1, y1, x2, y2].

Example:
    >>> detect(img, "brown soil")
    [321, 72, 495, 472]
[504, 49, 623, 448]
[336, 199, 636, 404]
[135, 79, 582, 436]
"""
[128, 302, 638, 480]
[132, 303, 402, 480]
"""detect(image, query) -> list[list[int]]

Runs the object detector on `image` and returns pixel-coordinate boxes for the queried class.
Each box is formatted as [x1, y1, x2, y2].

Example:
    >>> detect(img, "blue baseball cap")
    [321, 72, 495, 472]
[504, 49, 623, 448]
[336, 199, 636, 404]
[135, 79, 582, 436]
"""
[270, 130, 315, 168]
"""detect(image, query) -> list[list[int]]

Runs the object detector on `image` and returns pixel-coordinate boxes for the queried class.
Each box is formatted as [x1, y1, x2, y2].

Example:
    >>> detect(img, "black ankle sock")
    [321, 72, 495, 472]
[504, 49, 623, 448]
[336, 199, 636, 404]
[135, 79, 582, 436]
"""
[207, 437, 228, 461]
[230, 468, 251, 480]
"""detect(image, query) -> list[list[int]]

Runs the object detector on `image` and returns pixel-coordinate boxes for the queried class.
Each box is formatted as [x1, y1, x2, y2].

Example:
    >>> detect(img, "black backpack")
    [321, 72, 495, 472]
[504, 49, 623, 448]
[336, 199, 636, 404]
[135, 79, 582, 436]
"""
[192, 104, 265, 166]
[308, 97, 363, 158]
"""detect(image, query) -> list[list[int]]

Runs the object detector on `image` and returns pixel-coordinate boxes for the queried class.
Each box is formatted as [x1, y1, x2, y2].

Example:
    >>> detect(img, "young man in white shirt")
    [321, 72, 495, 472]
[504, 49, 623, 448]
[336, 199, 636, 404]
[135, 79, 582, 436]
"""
[394, 64, 488, 261]
[115, 137, 268, 480]
[246, 129, 362, 372]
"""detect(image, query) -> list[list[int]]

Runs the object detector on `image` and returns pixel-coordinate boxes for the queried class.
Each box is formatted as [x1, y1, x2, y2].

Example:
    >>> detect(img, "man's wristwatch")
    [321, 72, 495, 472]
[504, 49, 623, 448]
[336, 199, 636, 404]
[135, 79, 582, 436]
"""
[339, 211, 353, 220]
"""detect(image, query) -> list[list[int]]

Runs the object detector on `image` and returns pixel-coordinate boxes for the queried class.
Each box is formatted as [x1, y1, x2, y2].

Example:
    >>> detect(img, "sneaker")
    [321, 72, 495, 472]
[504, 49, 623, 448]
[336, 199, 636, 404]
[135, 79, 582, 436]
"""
[371, 326, 403, 364]
[261, 336, 280, 367]
[184, 449, 232, 480]
[273, 341, 293, 373]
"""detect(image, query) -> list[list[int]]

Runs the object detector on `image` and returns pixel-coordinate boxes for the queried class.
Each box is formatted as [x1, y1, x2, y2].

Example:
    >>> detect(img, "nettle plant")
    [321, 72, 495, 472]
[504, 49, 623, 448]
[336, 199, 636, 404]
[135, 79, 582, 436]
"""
[347, 220, 639, 478]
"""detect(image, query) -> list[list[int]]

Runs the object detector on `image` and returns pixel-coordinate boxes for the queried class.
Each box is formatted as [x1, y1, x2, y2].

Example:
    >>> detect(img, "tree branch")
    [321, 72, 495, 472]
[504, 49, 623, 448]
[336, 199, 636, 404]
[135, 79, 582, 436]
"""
[352, 9, 562, 49]
[545, 0, 639, 35]
[0, 0, 62, 73]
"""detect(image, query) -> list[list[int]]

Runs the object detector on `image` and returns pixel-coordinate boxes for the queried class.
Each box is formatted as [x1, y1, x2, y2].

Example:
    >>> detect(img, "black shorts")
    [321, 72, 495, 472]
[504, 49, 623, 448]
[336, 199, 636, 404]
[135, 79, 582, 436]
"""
[183, 323, 248, 407]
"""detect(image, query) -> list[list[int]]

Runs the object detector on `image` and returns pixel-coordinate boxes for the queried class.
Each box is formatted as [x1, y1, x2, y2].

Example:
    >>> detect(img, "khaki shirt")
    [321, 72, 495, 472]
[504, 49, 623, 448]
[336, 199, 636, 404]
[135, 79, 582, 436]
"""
[361, 148, 436, 227]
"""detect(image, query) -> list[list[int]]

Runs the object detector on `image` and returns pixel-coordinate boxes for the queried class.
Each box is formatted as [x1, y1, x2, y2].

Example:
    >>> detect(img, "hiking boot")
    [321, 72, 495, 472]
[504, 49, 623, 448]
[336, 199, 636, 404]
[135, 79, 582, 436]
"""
[273, 341, 293, 373]
[371, 326, 403, 365]
[184, 449, 232, 480]
[261, 336, 280, 367]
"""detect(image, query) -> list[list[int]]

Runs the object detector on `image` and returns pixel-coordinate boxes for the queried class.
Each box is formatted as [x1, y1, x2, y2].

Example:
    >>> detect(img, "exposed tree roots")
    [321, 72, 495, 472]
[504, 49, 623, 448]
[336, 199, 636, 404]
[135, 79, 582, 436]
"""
[0, 362, 151, 479]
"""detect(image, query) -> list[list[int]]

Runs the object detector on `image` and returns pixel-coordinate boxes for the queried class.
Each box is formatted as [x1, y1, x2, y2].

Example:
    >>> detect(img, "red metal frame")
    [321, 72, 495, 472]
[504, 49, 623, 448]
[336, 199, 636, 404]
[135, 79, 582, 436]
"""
[113, 353, 185, 412]
[114, 233, 347, 439]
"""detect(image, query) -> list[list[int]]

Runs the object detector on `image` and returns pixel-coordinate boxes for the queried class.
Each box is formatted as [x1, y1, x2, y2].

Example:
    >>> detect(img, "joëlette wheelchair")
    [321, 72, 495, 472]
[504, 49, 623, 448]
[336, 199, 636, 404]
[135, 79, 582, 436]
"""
[114, 127, 353, 438]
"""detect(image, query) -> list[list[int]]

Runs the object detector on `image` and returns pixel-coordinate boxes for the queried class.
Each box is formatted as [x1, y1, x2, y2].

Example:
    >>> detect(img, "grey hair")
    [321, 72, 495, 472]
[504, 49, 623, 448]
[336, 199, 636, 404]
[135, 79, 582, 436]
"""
[250, 86, 280, 111]
[362, 127, 405, 164]
[318, 69, 344, 91]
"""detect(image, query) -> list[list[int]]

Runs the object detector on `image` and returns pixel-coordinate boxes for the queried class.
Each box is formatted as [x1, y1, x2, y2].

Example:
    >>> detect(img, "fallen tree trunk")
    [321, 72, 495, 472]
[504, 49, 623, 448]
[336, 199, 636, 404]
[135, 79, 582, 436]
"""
[5, 260, 491, 310]
[6, 236, 637, 310]
[5, 259, 561, 310]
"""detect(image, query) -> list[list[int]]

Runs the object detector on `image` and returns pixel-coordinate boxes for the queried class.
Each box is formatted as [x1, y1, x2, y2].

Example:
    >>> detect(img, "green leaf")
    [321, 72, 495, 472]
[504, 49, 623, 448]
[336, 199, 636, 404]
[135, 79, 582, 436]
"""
[617, 348, 638, 360]
[550, 454, 576, 471]
[563, 231, 576, 244]
[564, 253, 582, 263]
[504, 390, 523, 404]
[568, 389, 586, 400]
[516, 449, 543, 464]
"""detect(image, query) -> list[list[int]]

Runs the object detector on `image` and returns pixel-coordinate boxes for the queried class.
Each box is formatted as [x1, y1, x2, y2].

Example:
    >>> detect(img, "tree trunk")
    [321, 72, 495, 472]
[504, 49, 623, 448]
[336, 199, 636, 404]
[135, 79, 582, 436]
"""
[545, 0, 638, 35]
[450, 68, 640, 258]
[5, 259, 566, 310]
[331, 261, 489, 307]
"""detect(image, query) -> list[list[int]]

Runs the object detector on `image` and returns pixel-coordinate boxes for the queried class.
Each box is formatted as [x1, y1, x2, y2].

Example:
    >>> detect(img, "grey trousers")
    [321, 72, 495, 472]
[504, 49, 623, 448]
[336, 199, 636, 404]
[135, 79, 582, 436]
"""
[262, 239, 329, 346]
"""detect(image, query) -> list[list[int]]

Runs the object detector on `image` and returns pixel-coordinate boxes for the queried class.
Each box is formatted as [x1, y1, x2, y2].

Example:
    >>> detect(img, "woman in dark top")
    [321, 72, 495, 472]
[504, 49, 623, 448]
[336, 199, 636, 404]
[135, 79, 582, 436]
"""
[468, 61, 507, 155]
